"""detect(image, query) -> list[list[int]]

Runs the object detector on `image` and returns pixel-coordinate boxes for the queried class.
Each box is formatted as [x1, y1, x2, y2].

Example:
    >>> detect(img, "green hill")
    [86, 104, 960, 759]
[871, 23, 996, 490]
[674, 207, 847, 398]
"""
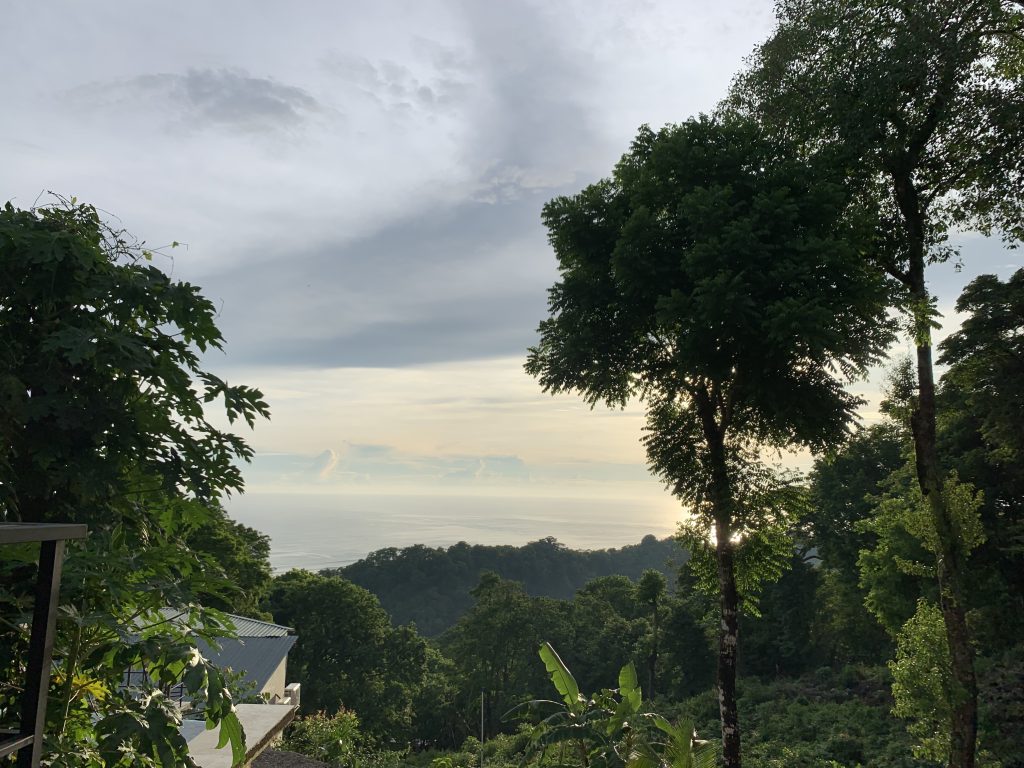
[325, 534, 685, 636]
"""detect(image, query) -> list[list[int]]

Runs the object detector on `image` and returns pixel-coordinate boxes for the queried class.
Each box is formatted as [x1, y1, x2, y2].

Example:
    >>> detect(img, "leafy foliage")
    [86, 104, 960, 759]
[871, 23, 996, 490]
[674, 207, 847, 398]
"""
[0, 199, 269, 765]
[267, 570, 428, 740]
[890, 600, 954, 763]
[858, 470, 985, 635]
[281, 709, 365, 766]
[0, 201, 268, 524]
[185, 506, 273, 618]
[515, 642, 716, 768]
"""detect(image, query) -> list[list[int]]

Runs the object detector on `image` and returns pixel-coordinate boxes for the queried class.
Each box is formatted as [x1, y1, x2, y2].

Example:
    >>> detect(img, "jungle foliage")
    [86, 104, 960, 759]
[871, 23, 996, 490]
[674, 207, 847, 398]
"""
[332, 535, 684, 636]
[0, 200, 270, 766]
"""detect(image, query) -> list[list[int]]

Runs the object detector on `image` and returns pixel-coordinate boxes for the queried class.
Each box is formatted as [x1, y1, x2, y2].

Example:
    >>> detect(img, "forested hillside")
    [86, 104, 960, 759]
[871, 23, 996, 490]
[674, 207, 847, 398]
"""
[328, 534, 684, 635]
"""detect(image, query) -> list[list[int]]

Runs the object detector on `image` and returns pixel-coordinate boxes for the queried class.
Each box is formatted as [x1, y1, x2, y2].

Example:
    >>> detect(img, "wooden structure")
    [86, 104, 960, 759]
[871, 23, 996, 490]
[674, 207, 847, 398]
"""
[0, 523, 87, 768]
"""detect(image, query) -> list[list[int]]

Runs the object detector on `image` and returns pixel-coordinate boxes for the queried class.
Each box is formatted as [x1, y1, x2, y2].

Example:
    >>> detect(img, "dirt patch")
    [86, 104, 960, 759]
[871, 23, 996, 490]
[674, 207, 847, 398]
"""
[251, 748, 332, 768]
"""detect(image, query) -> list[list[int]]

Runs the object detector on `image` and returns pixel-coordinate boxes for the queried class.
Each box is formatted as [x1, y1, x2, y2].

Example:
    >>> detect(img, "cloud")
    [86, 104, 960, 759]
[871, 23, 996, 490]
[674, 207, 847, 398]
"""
[245, 445, 653, 492]
[68, 68, 324, 134]
[317, 448, 339, 480]
[202, 193, 554, 368]
[320, 48, 470, 113]
[454, 2, 601, 187]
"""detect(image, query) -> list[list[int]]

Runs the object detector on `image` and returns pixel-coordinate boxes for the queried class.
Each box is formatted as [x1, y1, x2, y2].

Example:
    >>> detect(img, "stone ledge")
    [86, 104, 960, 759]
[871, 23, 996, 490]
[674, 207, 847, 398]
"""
[185, 703, 297, 768]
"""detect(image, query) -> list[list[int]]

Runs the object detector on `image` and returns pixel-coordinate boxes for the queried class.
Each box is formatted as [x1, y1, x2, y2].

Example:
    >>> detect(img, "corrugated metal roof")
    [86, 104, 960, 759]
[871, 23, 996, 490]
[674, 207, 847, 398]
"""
[199, 635, 298, 695]
[152, 609, 293, 638]
[227, 615, 293, 638]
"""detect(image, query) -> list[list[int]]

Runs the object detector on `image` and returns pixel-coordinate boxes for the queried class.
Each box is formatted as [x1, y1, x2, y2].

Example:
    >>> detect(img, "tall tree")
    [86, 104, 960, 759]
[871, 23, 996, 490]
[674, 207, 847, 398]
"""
[938, 269, 1024, 646]
[267, 570, 428, 740]
[637, 569, 666, 700]
[732, 4, 1024, 765]
[526, 116, 892, 767]
[439, 572, 571, 738]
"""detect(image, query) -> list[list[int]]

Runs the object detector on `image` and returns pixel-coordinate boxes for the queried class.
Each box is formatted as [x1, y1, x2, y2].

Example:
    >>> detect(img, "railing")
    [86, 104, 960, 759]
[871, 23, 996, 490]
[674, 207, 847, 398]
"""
[0, 523, 87, 768]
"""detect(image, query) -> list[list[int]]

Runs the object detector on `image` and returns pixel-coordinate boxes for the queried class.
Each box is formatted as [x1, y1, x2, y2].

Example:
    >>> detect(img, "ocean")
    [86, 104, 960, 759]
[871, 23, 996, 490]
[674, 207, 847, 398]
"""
[225, 490, 684, 573]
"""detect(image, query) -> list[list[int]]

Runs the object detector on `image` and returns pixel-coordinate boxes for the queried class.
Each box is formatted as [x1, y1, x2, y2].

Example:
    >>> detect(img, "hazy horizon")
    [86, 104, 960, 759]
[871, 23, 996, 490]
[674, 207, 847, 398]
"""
[227, 488, 682, 572]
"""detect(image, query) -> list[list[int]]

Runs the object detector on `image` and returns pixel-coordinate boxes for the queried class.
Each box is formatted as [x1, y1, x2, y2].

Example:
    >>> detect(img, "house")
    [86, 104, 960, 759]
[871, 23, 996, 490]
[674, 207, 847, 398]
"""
[127, 611, 300, 707]
[181, 614, 301, 768]
[127, 610, 302, 767]
[200, 614, 299, 705]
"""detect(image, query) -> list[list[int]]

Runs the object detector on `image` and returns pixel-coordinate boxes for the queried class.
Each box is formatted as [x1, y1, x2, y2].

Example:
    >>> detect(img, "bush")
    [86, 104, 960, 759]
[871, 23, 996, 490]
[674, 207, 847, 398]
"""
[283, 710, 407, 767]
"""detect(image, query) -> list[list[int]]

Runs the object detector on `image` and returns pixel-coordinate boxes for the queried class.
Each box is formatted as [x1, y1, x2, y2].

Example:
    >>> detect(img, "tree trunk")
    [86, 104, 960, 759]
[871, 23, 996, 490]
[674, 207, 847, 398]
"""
[908, 281, 978, 768]
[896, 173, 978, 768]
[704, 427, 741, 768]
[649, 604, 659, 701]
[715, 519, 741, 768]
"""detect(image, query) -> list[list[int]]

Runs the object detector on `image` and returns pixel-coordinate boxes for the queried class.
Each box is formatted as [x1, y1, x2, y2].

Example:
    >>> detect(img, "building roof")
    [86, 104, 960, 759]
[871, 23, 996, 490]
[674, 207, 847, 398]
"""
[149, 610, 296, 696]
[228, 614, 294, 638]
[154, 609, 293, 638]
[198, 635, 298, 696]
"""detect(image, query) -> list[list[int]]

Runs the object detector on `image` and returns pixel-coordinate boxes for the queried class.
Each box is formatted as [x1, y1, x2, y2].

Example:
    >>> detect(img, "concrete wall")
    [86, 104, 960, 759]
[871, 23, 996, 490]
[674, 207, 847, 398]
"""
[262, 656, 288, 703]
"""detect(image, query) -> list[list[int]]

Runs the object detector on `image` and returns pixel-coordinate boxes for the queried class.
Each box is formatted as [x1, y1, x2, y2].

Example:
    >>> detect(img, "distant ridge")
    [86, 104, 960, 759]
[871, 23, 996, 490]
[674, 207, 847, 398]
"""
[323, 534, 686, 636]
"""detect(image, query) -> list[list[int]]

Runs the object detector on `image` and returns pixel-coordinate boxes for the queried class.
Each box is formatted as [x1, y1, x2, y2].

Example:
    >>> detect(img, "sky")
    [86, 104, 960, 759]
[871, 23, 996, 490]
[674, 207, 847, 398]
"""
[2, 2, 1020, 567]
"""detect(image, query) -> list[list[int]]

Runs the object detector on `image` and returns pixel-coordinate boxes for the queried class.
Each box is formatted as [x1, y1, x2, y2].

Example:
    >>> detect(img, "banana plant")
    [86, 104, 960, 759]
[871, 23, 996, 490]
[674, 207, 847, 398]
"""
[508, 642, 715, 768]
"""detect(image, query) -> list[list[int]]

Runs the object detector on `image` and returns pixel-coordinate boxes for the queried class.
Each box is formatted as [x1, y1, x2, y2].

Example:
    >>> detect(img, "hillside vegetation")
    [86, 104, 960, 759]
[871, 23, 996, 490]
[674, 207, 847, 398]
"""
[329, 534, 685, 635]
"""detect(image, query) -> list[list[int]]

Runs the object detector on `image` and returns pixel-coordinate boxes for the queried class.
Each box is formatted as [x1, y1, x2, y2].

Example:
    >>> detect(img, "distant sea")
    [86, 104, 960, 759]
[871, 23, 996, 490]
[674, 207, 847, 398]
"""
[225, 491, 683, 573]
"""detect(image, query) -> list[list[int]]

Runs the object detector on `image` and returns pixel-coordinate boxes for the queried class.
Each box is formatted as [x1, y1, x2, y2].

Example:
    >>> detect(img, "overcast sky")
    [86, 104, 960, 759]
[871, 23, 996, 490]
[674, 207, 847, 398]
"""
[3, 1, 1019, 562]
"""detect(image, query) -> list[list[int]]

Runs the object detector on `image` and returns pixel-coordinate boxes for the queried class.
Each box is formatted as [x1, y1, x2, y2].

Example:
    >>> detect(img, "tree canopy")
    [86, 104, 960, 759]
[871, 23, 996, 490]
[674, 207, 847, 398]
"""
[527, 117, 891, 443]
[267, 570, 428, 740]
[526, 115, 894, 768]
[0, 201, 268, 524]
[333, 535, 683, 636]
[731, 4, 1024, 763]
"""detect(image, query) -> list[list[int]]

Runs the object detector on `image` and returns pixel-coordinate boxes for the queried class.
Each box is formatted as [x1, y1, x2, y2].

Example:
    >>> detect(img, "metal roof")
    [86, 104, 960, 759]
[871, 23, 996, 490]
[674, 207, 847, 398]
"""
[227, 615, 293, 638]
[152, 609, 293, 638]
[198, 635, 298, 696]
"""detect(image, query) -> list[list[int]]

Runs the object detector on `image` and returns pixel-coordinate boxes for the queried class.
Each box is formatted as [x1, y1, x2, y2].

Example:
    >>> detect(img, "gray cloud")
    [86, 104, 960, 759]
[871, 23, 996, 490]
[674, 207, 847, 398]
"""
[204, 192, 555, 368]
[71, 68, 323, 133]
[239, 294, 545, 367]
[184, 4, 616, 370]
[321, 47, 470, 112]
[456, 2, 600, 181]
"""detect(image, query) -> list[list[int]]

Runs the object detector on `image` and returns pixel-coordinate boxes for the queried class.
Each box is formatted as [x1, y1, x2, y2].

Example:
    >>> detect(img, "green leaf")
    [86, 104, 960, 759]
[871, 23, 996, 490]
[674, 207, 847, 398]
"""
[215, 710, 247, 767]
[618, 661, 642, 712]
[538, 642, 582, 714]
